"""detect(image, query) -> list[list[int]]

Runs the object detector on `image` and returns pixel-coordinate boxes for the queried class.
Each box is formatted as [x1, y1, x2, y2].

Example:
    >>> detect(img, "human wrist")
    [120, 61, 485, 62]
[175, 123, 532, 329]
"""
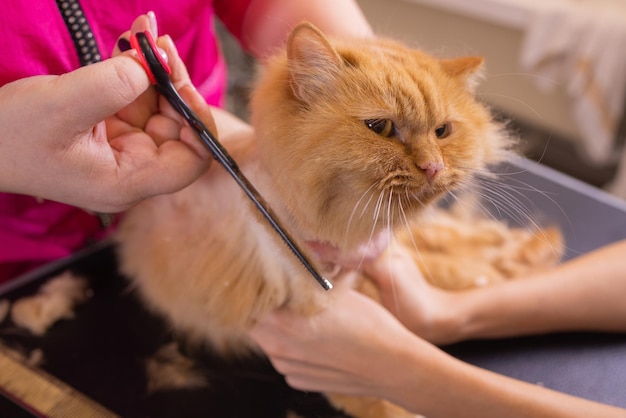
[423, 289, 490, 345]
[378, 333, 459, 415]
[374, 332, 429, 401]
[401, 289, 472, 345]
[445, 286, 524, 343]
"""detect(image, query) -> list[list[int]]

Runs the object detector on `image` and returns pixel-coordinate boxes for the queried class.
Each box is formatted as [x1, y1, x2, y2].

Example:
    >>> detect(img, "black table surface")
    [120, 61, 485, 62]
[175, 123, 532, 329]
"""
[1, 157, 625, 416]
[444, 157, 626, 410]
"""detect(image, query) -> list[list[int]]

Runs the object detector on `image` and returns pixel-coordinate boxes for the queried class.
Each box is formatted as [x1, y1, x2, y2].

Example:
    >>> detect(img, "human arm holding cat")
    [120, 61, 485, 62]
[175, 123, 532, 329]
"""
[367, 240, 626, 345]
[0, 14, 214, 213]
[239, 0, 373, 57]
[250, 245, 626, 417]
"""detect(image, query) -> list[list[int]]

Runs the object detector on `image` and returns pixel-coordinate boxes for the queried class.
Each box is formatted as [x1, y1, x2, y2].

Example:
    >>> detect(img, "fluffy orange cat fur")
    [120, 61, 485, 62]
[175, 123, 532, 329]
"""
[116, 22, 562, 418]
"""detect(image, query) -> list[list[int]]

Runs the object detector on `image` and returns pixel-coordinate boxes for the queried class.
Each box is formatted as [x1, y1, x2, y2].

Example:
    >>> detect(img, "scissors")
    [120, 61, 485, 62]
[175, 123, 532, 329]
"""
[129, 31, 332, 291]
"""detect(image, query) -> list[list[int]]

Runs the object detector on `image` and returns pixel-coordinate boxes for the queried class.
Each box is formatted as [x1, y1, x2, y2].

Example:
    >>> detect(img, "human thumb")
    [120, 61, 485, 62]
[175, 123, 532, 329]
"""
[53, 54, 150, 132]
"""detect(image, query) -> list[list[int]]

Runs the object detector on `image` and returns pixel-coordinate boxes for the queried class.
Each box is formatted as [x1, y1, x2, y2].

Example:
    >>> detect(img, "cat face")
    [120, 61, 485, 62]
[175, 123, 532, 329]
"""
[250, 22, 511, 257]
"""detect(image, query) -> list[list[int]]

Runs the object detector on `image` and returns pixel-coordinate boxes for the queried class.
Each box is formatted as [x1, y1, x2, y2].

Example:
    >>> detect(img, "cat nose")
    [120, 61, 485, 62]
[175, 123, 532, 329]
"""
[419, 161, 444, 182]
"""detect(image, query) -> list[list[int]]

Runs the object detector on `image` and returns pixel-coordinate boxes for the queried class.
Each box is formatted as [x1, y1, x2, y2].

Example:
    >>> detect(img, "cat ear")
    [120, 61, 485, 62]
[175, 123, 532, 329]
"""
[440, 56, 485, 91]
[286, 22, 344, 102]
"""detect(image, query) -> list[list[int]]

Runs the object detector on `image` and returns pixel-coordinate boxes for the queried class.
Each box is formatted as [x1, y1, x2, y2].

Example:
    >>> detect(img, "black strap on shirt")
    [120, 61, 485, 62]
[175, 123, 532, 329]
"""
[56, 0, 102, 66]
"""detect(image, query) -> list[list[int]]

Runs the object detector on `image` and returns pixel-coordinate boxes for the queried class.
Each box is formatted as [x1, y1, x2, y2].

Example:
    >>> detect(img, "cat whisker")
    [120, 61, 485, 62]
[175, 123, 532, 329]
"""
[448, 172, 538, 223]
[386, 187, 394, 231]
[381, 238, 401, 321]
[483, 187, 530, 227]
[343, 182, 379, 250]
[406, 190, 429, 210]
[497, 175, 569, 225]
[524, 135, 554, 167]
[397, 195, 437, 286]
[445, 188, 492, 219]
[483, 174, 569, 228]
[488, 72, 561, 88]
[387, 194, 407, 314]
[353, 189, 389, 273]
[482, 176, 574, 255]
[446, 180, 566, 261]
[352, 187, 402, 275]
[478, 91, 544, 120]
[358, 184, 379, 220]
[459, 176, 535, 228]
[455, 164, 507, 181]
[467, 176, 570, 258]
[372, 189, 386, 229]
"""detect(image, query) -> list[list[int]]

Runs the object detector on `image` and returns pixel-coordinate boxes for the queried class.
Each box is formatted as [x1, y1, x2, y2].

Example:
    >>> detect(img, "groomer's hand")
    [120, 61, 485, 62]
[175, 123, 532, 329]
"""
[0, 13, 214, 212]
[249, 283, 422, 397]
[362, 245, 464, 345]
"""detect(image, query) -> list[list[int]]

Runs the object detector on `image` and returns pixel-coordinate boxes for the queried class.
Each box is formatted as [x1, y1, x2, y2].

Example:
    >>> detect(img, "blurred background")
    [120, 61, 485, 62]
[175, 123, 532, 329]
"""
[218, 0, 626, 198]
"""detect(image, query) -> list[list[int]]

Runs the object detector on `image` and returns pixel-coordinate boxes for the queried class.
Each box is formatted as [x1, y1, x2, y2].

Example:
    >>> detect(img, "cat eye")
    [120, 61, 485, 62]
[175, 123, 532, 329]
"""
[365, 119, 395, 138]
[434, 122, 452, 139]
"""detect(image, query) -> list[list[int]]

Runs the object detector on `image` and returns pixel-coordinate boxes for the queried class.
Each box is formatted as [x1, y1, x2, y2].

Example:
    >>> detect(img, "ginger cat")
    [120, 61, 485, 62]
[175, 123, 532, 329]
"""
[116, 22, 561, 418]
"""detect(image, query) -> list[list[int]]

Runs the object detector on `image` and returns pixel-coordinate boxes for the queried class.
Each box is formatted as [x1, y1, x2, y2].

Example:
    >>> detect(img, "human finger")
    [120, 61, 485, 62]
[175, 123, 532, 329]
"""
[177, 85, 216, 160]
[157, 35, 192, 89]
[270, 358, 368, 395]
[51, 55, 150, 134]
[111, 14, 158, 127]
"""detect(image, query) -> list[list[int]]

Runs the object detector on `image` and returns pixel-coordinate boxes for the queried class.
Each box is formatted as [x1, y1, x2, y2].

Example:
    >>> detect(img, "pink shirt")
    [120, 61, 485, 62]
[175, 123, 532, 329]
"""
[0, 0, 252, 283]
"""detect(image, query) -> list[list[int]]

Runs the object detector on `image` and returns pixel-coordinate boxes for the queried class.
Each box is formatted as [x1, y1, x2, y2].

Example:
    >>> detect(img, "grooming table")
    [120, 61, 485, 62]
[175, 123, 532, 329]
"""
[1, 157, 625, 417]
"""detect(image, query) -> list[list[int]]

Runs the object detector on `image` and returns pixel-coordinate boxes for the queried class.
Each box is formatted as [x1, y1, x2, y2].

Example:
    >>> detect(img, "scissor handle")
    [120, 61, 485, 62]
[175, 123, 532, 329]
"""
[129, 31, 171, 85]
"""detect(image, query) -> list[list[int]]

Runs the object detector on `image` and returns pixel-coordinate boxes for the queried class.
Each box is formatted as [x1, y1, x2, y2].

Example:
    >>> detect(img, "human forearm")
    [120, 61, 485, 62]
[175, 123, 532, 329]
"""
[241, 0, 373, 58]
[450, 240, 626, 341]
[389, 337, 626, 418]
